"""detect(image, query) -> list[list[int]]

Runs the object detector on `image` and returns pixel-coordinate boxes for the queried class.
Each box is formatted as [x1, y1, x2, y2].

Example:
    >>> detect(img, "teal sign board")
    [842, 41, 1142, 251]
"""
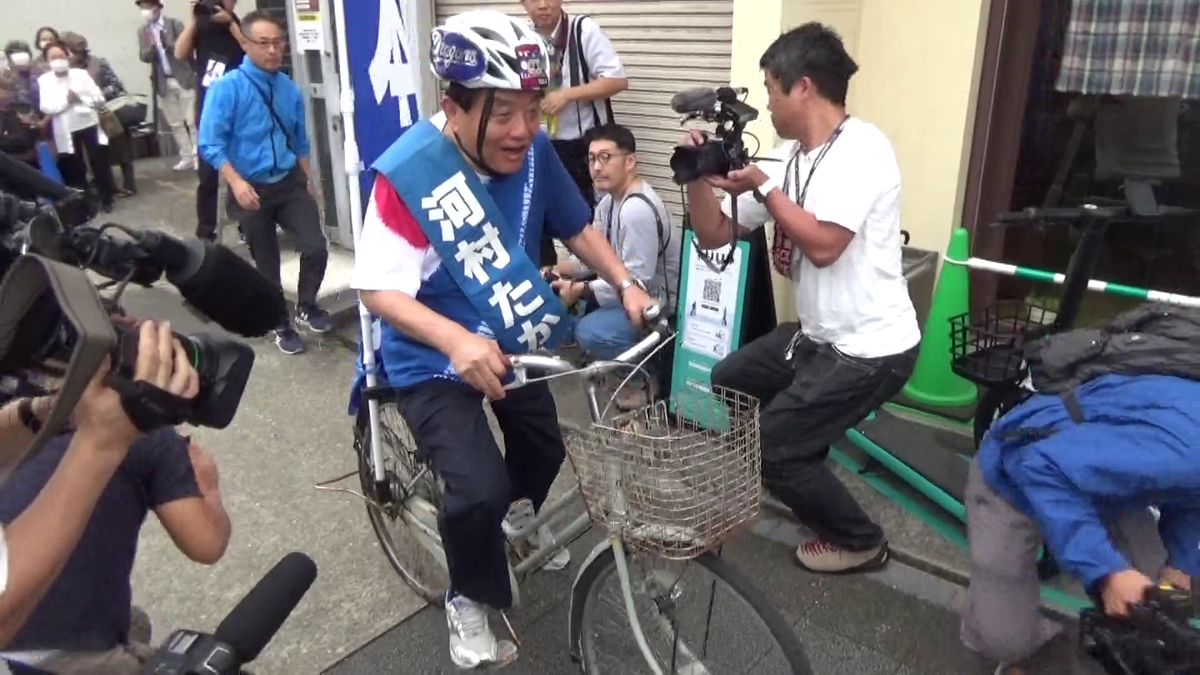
[669, 231, 752, 431]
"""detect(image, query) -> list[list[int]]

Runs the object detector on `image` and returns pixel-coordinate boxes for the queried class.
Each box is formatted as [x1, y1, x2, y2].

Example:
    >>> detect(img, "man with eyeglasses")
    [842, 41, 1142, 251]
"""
[548, 123, 679, 408]
[198, 11, 332, 355]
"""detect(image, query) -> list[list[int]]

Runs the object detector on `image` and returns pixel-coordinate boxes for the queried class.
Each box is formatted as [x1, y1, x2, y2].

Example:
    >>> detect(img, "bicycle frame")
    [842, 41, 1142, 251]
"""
[356, 315, 685, 671]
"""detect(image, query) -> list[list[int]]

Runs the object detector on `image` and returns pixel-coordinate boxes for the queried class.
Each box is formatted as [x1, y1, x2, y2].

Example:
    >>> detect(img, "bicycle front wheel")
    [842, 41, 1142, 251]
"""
[572, 546, 811, 674]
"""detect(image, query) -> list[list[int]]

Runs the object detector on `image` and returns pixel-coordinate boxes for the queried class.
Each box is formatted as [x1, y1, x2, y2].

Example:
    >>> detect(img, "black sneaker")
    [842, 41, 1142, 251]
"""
[296, 304, 333, 333]
[273, 326, 305, 355]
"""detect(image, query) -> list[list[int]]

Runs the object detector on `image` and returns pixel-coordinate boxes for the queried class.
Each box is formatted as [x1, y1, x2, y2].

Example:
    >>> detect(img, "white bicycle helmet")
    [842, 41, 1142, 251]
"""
[431, 10, 550, 91]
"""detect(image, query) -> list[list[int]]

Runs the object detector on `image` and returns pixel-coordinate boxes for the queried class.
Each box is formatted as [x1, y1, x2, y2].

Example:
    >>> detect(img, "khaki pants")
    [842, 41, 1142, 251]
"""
[959, 457, 1165, 665]
[32, 606, 153, 675]
[159, 77, 196, 162]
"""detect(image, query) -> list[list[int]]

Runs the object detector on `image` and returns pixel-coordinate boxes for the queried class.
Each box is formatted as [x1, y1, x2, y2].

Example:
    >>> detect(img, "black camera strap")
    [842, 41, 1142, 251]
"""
[786, 114, 850, 207]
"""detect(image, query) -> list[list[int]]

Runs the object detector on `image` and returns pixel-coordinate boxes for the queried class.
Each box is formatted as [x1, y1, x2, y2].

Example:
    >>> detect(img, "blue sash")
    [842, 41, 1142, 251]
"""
[382, 121, 569, 354]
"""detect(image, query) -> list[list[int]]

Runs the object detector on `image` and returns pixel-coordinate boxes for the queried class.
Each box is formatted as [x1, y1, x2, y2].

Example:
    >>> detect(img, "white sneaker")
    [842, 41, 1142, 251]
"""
[445, 592, 517, 669]
[503, 498, 570, 571]
[173, 157, 194, 171]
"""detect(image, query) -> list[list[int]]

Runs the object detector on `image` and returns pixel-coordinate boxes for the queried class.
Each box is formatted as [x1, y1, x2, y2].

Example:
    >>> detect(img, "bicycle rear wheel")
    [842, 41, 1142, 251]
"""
[572, 547, 811, 674]
[355, 401, 450, 605]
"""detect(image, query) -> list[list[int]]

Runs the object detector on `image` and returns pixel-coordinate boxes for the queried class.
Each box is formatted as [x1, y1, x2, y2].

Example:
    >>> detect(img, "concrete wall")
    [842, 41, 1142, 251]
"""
[7, 0, 200, 97]
[731, 0, 989, 321]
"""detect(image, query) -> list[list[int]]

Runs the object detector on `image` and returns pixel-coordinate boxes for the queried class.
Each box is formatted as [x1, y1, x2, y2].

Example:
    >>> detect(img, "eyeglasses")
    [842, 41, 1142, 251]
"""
[250, 38, 286, 51]
[587, 151, 627, 167]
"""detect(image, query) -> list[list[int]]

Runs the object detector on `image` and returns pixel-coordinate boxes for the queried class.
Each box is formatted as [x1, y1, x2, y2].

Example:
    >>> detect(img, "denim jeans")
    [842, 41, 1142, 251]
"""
[575, 306, 640, 360]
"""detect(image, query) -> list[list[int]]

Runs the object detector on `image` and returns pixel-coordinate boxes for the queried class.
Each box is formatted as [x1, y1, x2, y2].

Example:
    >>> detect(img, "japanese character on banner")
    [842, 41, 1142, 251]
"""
[519, 314, 560, 351]
[421, 172, 485, 242]
[488, 280, 546, 329]
[455, 223, 510, 284]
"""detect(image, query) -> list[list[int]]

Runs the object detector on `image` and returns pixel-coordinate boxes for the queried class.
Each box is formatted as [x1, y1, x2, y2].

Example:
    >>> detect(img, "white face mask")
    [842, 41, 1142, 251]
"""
[38, 40, 52, 51]
[49, 59, 69, 74]
[9, 53, 31, 67]
[142, 8, 157, 21]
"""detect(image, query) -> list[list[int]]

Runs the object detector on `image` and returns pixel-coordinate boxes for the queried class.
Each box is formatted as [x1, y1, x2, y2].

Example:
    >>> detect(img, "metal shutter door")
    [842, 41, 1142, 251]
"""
[434, 0, 734, 221]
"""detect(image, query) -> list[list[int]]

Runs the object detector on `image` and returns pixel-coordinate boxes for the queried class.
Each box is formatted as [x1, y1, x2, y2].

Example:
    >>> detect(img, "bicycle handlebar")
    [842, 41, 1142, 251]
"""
[994, 203, 1200, 228]
[507, 304, 669, 390]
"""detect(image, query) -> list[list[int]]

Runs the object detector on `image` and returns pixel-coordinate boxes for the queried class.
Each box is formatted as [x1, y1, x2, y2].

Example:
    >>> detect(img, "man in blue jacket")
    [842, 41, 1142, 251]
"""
[198, 10, 330, 355]
[961, 372, 1200, 675]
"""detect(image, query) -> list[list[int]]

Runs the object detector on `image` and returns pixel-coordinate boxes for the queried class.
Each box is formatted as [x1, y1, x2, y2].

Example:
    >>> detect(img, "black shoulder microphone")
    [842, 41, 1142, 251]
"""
[213, 552, 318, 664]
[139, 552, 317, 674]
[132, 231, 288, 338]
[670, 87, 719, 114]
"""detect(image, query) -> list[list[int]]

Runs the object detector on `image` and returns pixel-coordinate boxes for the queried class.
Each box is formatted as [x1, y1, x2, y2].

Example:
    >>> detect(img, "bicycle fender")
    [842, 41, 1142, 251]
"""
[567, 540, 617, 665]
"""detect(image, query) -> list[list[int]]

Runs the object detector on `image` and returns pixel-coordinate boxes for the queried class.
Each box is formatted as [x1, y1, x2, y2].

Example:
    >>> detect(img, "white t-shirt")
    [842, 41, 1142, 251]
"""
[722, 117, 920, 358]
[350, 112, 485, 295]
[542, 15, 624, 141]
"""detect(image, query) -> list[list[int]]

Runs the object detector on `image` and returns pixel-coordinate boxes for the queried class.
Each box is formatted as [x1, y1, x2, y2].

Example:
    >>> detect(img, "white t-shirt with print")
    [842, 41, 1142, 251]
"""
[721, 117, 919, 359]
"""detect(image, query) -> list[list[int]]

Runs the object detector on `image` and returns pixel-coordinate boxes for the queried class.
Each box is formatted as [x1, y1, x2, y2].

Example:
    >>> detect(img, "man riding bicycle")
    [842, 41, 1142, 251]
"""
[349, 10, 654, 669]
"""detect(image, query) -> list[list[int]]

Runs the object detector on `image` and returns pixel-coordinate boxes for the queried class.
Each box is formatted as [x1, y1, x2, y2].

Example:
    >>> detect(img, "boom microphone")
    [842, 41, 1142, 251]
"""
[670, 87, 719, 114]
[131, 231, 288, 338]
[214, 552, 318, 664]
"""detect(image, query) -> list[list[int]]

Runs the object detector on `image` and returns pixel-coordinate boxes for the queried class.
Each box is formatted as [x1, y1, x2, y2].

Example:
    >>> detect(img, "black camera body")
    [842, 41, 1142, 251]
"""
[139, 630, 240, 675]
[669, 87, 759, 184]
[193, 0, 222, 16]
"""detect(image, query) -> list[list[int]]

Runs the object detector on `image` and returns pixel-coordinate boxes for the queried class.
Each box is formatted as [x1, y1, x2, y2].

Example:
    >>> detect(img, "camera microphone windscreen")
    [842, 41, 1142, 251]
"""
[670, 87, 719, 114]
[133, 231, 287, 337]
[213, 552, 317, 664]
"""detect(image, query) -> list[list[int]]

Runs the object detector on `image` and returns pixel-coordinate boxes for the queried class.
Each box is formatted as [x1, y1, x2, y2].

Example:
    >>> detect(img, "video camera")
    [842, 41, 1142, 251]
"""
[0, 151, 287, 463]
[193, 0, 222, 17]
[1081, 583, 1200, 674]
[668, 86, 759, 184]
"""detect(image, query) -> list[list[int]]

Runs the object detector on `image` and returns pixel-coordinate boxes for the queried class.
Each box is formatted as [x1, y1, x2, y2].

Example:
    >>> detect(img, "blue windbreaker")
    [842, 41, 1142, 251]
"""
[978, 373, 1200, 589]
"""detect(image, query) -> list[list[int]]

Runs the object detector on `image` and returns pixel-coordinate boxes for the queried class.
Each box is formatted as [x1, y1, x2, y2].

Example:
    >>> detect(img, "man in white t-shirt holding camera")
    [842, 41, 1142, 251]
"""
[681, 22, 920, 574]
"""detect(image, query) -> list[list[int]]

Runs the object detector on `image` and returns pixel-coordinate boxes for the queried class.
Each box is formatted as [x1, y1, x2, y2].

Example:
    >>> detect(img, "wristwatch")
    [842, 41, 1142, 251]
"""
[617, 278, 646, 297]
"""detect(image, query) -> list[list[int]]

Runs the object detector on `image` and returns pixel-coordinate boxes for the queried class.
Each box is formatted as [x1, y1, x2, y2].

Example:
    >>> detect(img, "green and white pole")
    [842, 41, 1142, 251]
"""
[944, 257, 1200, 307]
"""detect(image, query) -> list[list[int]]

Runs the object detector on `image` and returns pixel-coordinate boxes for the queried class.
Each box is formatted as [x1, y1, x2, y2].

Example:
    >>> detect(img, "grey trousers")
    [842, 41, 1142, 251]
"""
[959, 457, 1165, 665]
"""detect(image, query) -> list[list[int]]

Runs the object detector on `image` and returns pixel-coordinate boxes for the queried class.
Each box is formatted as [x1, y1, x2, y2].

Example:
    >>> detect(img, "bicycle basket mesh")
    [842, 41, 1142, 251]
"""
[949, 301, 1055, 387]
[564, 386, 761, 560]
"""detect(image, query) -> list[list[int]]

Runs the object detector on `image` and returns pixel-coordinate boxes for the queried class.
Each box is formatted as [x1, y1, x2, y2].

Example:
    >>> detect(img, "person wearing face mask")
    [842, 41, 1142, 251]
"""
[59, 33, 138, 199]
[37, 42, 117, 213]
[0, 42, 44, 165]
[137, 0, 198, 172]
[30, 28, 59, 78]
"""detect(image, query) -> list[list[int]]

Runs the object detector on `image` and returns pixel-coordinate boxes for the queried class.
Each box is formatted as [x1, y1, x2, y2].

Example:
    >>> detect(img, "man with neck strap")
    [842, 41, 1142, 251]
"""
[681, 22, 920, 575]
[350, 10, 654, 669]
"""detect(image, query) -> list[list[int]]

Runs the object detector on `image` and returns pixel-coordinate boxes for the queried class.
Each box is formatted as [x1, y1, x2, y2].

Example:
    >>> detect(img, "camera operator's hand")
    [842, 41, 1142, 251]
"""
[447, 332, 509, 401]
[680, 129, 708, 148]
[1100, 569, 1154, 618]
[231, 178, 260, 211]
[74, 320, 199, 451]
[708, 165, 769, 196]
[211, 5, 233, 24]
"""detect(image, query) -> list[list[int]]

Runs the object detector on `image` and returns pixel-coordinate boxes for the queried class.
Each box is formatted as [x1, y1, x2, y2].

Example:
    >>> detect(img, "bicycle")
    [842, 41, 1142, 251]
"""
[348, 309, 811, 674]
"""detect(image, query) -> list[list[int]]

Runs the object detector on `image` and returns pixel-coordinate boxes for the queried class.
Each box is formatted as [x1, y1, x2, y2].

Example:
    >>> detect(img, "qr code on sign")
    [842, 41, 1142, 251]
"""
[702, 279, 722, 303]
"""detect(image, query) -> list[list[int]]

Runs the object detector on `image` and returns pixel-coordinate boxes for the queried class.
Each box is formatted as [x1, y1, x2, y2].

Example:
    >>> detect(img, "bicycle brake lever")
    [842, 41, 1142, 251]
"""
[505, 358, 529, 390]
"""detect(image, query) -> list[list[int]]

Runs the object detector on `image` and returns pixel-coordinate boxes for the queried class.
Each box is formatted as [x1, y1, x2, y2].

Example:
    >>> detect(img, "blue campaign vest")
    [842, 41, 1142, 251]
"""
[349, 120, 568, 402]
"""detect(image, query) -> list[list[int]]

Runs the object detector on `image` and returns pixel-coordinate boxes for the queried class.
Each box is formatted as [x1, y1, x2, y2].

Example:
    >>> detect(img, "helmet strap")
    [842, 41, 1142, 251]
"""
[452, 89, 500, 178]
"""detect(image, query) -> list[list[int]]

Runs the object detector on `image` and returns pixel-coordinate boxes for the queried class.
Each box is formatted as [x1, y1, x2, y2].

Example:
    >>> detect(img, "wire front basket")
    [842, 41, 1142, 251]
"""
[949, 301, 1056, 387]
[564, 386, 761, 561]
